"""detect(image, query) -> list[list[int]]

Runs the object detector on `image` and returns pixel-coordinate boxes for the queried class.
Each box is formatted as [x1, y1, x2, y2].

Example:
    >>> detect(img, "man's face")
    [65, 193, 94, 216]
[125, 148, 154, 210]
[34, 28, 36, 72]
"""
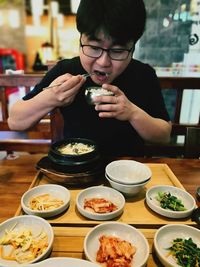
[79, 32, 134, 85]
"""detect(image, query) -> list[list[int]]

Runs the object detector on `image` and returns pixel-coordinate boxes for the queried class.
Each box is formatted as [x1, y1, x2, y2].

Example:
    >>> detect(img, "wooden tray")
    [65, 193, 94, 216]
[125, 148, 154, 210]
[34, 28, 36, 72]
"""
[51, 226, 158, 266]
[15, 164, 195, 228]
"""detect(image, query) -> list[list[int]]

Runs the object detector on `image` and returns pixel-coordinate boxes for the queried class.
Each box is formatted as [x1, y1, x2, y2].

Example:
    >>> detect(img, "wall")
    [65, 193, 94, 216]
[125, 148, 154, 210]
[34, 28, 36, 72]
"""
[25, 14, 78, 71]
[0, 0, 26, 54]
[136, 0, 193, 67]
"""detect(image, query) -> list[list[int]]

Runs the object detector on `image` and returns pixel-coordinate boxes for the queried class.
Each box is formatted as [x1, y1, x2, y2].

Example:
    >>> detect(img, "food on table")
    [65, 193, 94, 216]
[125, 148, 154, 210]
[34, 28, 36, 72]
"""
[84, 198, 118, 213]
[29, 193, 64, 211]
[0, 223, 48, 263]
[166, 237, 200, 267]
[57, 142, 94, 155]
[156, 191, 186, 211]
[96, 235, 136, 267]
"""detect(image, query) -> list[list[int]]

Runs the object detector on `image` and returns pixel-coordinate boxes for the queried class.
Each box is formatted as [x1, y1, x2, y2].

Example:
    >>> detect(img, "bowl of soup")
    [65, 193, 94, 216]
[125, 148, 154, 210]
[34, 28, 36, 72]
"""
[48, 138, 100, 172]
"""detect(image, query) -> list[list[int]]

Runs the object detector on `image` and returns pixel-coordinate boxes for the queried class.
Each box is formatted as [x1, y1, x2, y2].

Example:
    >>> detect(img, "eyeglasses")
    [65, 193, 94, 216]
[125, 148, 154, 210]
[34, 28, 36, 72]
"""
[80, 40, 133, 61]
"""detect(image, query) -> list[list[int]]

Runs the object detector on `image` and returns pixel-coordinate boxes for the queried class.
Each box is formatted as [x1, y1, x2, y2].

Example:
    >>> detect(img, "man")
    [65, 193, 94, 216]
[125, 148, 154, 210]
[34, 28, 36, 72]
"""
[8, 0, 171, 156]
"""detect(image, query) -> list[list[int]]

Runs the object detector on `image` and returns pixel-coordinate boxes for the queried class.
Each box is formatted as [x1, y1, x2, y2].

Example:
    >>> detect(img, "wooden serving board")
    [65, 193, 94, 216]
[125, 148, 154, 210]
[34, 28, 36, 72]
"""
[51, 226, 158, 266]
[15, 164, 195, 228]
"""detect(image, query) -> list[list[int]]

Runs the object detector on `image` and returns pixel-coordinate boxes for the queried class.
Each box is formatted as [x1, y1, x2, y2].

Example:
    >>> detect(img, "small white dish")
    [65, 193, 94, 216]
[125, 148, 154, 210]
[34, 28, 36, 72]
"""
[25, 257, 99, 267]
[146, 185, 196, 218]
[21, 184, 70, 218]
[84, 222, 149, 267]
[106, 173, 149, 197]
[76, 186, 125, 220]
[105, 160, 152, 185]
[154, 224, 200, 267]
[0, 215, 54, 266]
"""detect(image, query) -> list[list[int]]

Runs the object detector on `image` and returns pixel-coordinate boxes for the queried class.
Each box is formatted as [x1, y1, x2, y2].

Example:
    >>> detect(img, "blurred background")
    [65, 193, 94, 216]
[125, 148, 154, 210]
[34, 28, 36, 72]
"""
[0, 0, 200, 74]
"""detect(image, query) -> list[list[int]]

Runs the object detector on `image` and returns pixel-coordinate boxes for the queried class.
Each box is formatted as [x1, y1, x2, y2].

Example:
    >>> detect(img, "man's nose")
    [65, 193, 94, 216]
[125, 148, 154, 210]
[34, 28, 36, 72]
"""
[96, 51, 112, 66]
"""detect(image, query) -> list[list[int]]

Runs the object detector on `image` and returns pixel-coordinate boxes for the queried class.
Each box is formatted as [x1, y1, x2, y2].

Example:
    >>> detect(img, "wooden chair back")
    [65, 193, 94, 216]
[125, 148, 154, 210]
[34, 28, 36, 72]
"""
[50, 108, 64, 143]
[144, 77, 200, 157]
[184, 127, 200, 158]
[0, 73, 51, 153]
[159, 77, 200, 135]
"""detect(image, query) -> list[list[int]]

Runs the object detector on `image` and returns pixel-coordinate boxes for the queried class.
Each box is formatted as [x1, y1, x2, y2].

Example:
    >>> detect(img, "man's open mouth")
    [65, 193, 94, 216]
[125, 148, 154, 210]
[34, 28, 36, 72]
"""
[94, 70, 110, 77]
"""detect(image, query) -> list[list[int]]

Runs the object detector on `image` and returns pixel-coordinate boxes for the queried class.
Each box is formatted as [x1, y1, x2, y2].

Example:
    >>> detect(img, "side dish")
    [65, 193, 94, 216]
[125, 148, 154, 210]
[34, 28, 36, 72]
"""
[166, 237, 200, 267]
[29, 193, 64, 211]
[57, 142, 94, 155]
[84, 198, 118, 214]
[96, 235, 136, 267]
[0, 223, 48, 263]
[156, 192, 186, 211]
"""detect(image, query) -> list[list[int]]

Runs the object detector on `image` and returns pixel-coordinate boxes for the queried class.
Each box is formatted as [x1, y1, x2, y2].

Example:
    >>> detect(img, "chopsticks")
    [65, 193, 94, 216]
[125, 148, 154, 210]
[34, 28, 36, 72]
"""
[42, 73, 93, 90]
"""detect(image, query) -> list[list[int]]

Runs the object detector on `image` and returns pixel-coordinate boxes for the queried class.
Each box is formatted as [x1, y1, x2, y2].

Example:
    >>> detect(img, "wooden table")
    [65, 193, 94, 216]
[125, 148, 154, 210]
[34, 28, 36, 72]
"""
[0, 154, 200, 266]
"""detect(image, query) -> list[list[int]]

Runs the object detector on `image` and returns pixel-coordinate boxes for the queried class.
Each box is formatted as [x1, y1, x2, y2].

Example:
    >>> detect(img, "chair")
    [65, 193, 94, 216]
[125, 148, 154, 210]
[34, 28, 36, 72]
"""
[184, 127, 200, 158]
[0, 73, 51, 153]
[144, 76, 200, 158]
[50, 108, 64, 143]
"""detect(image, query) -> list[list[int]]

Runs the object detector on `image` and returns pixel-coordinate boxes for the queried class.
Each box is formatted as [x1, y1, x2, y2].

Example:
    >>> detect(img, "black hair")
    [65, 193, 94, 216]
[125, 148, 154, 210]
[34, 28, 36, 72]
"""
[76, 0, 146, 45]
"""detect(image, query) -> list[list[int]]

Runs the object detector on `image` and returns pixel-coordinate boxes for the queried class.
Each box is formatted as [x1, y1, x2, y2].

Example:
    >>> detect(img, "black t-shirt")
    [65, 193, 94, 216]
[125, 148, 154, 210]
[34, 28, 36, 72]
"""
[23, 57, 169, 156]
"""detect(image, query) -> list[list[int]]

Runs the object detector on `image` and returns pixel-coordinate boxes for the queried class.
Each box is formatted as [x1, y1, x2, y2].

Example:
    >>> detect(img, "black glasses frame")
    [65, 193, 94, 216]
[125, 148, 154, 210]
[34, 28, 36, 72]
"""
[80, 40, 134, 61]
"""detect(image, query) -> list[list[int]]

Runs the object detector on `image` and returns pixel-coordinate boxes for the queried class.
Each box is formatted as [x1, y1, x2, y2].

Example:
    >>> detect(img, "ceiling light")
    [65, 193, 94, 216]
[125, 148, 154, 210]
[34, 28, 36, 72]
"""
[8, 9, 20, 28]
[51, 1, 59, 18]
[70, 0, 80, 14]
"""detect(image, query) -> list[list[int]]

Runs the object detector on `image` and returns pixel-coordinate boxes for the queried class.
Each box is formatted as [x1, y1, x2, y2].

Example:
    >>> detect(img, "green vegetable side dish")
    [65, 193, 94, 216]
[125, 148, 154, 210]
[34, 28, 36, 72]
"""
[166, 237, 200, 267]
[156, 191, 187, 211]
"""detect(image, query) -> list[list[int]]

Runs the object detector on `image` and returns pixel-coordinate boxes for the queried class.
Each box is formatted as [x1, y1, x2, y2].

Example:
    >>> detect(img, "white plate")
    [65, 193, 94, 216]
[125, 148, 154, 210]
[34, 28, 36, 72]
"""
[154, 224, 200, 267]
[0, 215, 54, 267]
[146, 185, 196, 218]
[25, 257, 99, 267]
[105, 160, 152, 185]
[84, 222, 149, 267]
[76, 186, 125, 220]
[21, 184, 70, 218]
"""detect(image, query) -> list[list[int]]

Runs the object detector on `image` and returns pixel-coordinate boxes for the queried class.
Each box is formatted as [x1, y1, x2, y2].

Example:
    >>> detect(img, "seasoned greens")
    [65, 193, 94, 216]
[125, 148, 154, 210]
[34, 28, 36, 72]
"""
[167, 237, 200, 267]
[156, 191, 186, 211]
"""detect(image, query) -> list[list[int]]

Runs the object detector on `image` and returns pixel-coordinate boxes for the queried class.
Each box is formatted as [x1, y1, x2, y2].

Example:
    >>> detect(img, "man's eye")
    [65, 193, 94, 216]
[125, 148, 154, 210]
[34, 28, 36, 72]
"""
[90, 46, 101, 51]
[111, 49, 125, 54]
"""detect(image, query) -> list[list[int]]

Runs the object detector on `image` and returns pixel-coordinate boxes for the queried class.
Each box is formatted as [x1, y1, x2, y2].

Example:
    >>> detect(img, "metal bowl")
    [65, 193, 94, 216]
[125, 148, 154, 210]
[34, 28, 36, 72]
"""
[85, 86, 114, 105]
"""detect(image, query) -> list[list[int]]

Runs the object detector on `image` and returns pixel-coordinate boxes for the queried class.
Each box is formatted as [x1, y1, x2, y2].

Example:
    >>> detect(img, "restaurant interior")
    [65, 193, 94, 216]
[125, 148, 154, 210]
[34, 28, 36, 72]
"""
[0, 0, 199, 158]
[0, 0, 199, 159]
[0, 1, 200, 266]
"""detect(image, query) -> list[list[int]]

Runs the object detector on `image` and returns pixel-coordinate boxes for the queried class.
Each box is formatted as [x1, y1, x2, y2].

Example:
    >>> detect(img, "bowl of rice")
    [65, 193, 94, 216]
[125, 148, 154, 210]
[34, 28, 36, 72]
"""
[85, 86, 114, 105]
[48, 138, 100, 172]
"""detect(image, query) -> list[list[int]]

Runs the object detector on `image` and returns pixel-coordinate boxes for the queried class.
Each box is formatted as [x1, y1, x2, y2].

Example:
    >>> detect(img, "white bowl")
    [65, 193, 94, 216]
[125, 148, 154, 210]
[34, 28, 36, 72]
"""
[21, 184, 70, 218]
[105, 160, 152, 185]
[76, 186, 125, 220]
[84, 222, 149, 267]
[146, 185, 196, 218]
[0, 215, 54, 266]
[25, 257, 99, 267]
[154, 224, 200, 267]
[106, 173, 150, 197]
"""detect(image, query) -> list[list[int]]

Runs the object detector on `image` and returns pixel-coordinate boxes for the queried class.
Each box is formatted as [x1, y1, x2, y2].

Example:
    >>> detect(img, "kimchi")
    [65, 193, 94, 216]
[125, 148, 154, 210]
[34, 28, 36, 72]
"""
[84, 198, 118, 213]
[96, 235, 136, 267]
